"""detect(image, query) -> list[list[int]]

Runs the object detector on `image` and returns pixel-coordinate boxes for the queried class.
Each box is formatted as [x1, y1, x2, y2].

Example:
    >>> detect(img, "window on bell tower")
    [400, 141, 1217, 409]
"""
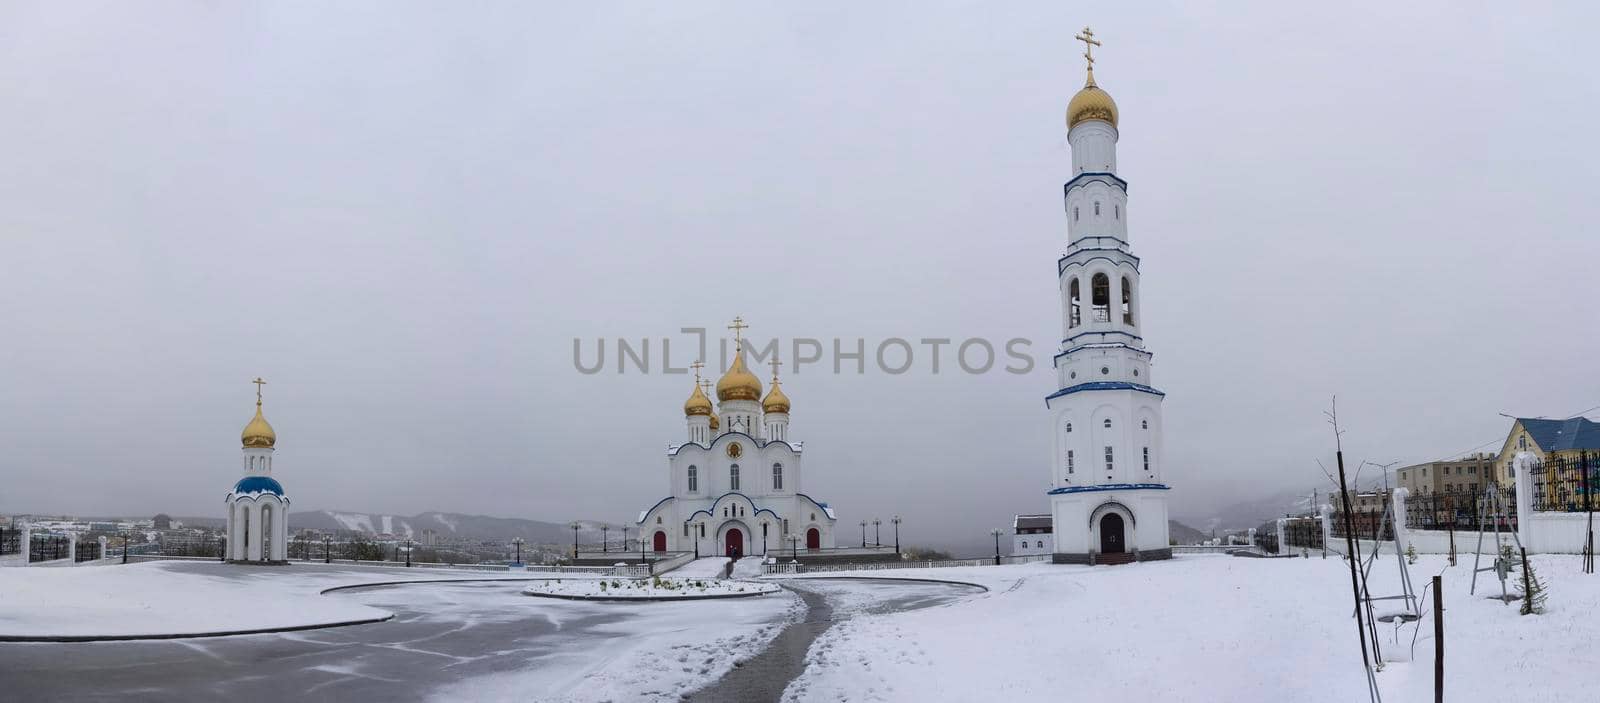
[1069, 278, 1082, 328]
[1091, 274, 1110, 322]
[1121, 276, 1134, 324]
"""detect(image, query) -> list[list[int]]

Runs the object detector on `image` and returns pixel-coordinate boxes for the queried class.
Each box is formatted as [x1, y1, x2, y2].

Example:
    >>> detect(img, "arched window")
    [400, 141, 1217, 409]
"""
[1068, 278, 1081, 328]
[772, 463, 783, 491]
[1121, 276, 1134, 324]
[1115, 204, 1120, 220]
[1103, 418, 1112, 429]
[1091, 273, 1110, 322]
[730, 464, 740, 491]
[687, 466, 698, 492]
[1143, 447, 1151, 473]
[1141, 419, 1148, 429]
[1065, 421, 1073, 433]
[1094, 201, 1100, 216]
[1104, 446, 1115, 475]
[1073, 206, 1080, 221]
[1036, 540, 1044, 548]
[1067, 450, 1075, 474]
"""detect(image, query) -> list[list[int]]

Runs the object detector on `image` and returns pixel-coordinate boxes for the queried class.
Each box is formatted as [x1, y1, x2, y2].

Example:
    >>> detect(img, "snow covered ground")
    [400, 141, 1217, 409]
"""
[674, 556, 732, 578]
[0, 560, 542, 638]
[777, 553, 1600, 703]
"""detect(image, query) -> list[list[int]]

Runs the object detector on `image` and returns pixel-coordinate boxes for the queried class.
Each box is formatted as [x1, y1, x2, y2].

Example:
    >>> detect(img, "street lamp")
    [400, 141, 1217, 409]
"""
[404, 539, 413, 567]
[687, 521, 698, 559]
[122, 532, 129, 564]
[990, 528, 1004, 566]
[892, 515, 902, 554]
[785, 533, 797, 560]
[873, 519, 881, 547]
[860, 520, 867, 548]
[324, 536, 331, 564]
[512, 537, 525, 566]
[569, 521, 580, 560]
[601, 524, 609, 553]
[621, 525, 629, 554]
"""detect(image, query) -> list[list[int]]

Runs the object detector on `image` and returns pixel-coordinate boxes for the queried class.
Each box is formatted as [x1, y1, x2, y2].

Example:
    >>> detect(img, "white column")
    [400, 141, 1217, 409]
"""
[1246, 527, 1255, 547]
[1319, 504, 1334, 555]
[98, 536, 108, 561]
[1275, 519, 1287, 555]
[21, 526, 32, 564]
[68, 534, 78, 565]
[274, 504, 289, 561]
[1514, 452, 1536, 551]
[1391, 488, 1410, 555]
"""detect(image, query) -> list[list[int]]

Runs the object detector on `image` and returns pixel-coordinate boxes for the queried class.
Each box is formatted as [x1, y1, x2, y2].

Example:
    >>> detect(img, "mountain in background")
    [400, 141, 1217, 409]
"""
[1168, 520, 1207, 545]
[1175, 485, 1325, 534]
[175, 510, 616, 544]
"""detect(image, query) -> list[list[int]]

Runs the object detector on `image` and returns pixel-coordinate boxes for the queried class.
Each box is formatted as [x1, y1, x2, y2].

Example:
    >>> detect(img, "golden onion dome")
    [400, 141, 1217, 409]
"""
[709, 412, 720, 431]
[762, 379, 790, 415]
[1066, 70, 1118, 129]
[715, 353, 763, 402]
[684, 383, 713, 417]
[241, 403, 276, 448]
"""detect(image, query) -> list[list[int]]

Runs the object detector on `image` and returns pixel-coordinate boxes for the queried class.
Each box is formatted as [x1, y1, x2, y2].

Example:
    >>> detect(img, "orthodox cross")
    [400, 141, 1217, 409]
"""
[769, 354, 782, 381]
[1075, 26, 1101, 70]
[690, 360, 704, 383]
[727, 316, 748, 344]
[252, 377, 267, 405]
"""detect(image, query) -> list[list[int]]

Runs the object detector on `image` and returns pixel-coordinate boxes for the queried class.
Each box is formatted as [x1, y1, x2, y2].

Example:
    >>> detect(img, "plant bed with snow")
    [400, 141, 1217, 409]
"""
[522, 576, 780, 601]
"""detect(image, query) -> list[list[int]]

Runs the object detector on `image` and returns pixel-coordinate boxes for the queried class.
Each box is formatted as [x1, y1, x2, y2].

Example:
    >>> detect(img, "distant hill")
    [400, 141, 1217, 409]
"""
[177, 510, 606, 544]
[1168, 520, 1207, 545]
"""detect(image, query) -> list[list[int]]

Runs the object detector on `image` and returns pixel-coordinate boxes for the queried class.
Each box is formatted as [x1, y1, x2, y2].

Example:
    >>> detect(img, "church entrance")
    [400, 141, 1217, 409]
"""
[806, 528, 820, 550]
[724, 528, 744, 558]
[1099, 513, 1126, 554]
[653, 531, 666, 552]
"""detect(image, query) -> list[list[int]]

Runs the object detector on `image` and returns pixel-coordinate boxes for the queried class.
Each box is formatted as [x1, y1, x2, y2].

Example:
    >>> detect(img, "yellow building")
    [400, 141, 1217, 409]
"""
[1491, 417, 1600, 493]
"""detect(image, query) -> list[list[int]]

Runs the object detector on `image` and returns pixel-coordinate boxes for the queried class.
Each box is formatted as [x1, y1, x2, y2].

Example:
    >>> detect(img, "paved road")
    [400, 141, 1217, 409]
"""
[0, 576, 978, 702]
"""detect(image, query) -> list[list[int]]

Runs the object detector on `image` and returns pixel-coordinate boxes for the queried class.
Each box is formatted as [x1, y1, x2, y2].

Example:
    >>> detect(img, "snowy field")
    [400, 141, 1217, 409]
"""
[523, 576, 781, 599]
[777, 553, 1599, 703]
[0, 560, 543, 638]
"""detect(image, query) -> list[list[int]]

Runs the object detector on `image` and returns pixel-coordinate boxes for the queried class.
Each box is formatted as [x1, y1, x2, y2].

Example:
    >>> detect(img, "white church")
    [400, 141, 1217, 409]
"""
[636, 319, 838, 558]
[1045, 29, 1173, 564]
[224, 379, 291, 563]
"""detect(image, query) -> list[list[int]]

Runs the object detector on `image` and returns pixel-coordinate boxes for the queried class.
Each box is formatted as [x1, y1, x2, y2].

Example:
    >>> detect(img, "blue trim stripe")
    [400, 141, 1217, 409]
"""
[1044, 381, 1166, 404]
[1053, 343, 1152, 362]
[1063, 171, 1129, 193]
[1063, 330, 1143, 344]
[1047, 483, 1170, 496]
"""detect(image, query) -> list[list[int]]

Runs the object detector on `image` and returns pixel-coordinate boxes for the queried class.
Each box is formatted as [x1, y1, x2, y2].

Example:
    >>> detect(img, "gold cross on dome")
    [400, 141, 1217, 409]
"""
[1075, 26, 1101, 69]
[769, 354, 782, 381]
[727, 316, 749, 343]
[252, 377, 267, 404]
[690, 360, 704, 383]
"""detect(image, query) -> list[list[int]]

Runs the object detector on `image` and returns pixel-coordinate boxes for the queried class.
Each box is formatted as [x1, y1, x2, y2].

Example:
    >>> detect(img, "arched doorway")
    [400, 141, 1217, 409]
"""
[653, 531, 667, 552]
[724, 528, 744, 558]
[1099, 513, 1126, 554]
[806, 528, 820, 550]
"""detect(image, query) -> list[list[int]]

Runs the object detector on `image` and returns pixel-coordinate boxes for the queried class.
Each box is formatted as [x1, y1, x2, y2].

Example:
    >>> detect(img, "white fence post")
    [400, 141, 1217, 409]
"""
[1514, 452, 1536, 552]
[99, 536, 108, 561]
[1246, 527, 1255, 547]
[21, 525, 31, 564]
[1275, 519, 1287, 555]
[1392, 488, 1410, 556]
[68, 534, 78, 565]
[1319, 504, 1333, 555]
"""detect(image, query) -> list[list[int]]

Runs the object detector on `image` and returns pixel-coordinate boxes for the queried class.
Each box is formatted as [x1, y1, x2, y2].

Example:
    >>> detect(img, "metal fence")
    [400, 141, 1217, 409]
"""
[1330, 511, 1395, 541]
[74, 539, 101, 563]
[1530, 452, 1599, 513]
[1403, 492, 1517, 531]
[0, 527, 20, 556]
[30, 535, 72, 562]
[1284, 518, 1324, 550]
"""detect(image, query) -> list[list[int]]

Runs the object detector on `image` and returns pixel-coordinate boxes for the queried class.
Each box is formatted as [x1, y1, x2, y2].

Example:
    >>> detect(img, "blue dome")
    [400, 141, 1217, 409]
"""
[233, 476, 285, 496]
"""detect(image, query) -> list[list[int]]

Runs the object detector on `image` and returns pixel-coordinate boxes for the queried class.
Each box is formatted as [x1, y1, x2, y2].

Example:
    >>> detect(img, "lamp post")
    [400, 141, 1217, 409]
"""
[569, 521, 580, 560]
[860, 520, 867, 548]
[990, 528, 1003, 566]
[621, 525, 629, 555]
[122, 532, 129, 564]
[873, 519, 881, 547]
[892, 515, 902, 554]
[324, 536, 331, 564]
[786, 533, 797, 560]
[640, 530, 647, 564]
[404, 540, 413, 567]
[512, 537, 525, 566]
[601, 524, 609, 553]
[219, 535, 227, 563]
[687, 521, 698, 559]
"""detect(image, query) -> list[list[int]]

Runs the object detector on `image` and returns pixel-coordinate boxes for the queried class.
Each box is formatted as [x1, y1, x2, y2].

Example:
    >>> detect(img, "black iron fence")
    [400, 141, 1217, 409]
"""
[1284, 518, 1324, 550]
[1403, 491, 1517, 531]
[1530, 452, 1599, 513]
[0, 527, 20, 556]
[1330, 511, 1395, 541]
[30, 535, 71, 562]
[75, 539, 101, 562]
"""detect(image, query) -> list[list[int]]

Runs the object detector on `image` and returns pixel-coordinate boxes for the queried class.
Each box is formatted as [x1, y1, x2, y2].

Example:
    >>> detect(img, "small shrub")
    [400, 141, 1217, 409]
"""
[1405, 543, 1417, 565]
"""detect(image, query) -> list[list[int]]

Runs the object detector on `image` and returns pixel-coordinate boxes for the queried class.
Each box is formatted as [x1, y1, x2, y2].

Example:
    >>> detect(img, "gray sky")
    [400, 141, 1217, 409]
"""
[2, 2, 1597, 550]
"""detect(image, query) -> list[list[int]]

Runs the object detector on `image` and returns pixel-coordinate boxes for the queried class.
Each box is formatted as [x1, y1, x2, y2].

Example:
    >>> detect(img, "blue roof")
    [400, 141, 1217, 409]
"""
[1518, 417, 1600, 452]
[233, 476, 285, 495]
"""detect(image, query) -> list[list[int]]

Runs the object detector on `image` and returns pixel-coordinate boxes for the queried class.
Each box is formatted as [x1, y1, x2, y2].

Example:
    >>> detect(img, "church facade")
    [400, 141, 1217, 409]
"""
[225, 379, 291, 563]
[1046, 30, 1172, 563]
[636, 321, 838, 558]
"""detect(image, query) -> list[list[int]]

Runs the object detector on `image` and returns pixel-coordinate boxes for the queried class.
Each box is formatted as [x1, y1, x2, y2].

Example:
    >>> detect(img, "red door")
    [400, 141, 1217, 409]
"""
[724, 528, 744, 558]
[806, 528, 820, 550]
[653, 531, 667, 552]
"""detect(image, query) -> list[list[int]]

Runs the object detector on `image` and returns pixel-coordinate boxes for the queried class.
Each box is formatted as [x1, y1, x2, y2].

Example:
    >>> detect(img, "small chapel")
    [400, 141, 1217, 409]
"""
[636, 318, 838, 558]
[225, 378, 291, 563]
[1044, 29, 1173, 564]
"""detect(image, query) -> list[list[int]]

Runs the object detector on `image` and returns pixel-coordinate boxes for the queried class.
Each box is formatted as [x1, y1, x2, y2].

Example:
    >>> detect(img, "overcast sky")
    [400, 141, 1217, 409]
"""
[2, 2, 1596, 550]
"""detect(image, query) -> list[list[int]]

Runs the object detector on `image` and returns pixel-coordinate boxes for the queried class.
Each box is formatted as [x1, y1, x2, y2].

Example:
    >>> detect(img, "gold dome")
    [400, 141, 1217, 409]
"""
[762, 379, 790, 415]
[715, 353, 763, 402]
[241, 403, 276, 448]
[684, 383, 713, 417]
[709, 412, 720, 431]
[1066, 70, 1118, 129]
